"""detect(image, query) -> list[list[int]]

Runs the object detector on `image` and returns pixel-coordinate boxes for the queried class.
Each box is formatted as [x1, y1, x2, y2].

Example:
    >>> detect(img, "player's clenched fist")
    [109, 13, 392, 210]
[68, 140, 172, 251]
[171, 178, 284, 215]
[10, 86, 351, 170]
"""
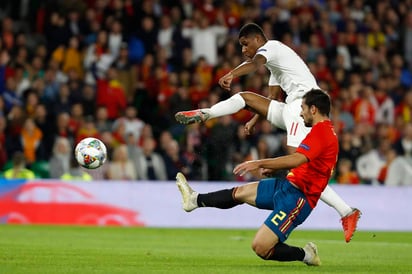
[218, 72, 233, 90]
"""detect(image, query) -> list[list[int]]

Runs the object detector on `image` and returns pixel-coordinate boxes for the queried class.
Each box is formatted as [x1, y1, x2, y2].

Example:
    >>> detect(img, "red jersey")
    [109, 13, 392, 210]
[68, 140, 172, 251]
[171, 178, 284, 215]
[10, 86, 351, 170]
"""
[286, 120, 339, 208]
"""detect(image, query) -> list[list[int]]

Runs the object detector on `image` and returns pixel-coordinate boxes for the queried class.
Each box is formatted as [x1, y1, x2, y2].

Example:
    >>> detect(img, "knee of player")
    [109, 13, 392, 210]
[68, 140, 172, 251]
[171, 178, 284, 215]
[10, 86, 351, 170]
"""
[251, 239, 272, 260]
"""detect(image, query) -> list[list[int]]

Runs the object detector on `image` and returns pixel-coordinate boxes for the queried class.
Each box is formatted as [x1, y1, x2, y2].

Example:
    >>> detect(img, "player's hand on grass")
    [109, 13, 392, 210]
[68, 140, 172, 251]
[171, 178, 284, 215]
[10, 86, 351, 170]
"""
[233, 160, 260, 177]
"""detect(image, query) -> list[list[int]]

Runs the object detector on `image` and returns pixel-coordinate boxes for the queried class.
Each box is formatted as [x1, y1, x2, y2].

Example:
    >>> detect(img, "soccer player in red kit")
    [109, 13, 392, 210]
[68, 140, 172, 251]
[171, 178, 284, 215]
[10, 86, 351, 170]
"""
[176, 89, 338, 266]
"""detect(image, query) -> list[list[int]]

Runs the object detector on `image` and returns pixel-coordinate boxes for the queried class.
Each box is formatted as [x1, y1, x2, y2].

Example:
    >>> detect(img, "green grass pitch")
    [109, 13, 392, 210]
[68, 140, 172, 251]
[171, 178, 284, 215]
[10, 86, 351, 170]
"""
[0, 225, 411, 274]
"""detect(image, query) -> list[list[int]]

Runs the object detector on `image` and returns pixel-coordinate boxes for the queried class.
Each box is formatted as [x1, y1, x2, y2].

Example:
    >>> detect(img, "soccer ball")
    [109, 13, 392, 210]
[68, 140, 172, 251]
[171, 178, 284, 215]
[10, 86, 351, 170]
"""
[75, 137, 107, 169]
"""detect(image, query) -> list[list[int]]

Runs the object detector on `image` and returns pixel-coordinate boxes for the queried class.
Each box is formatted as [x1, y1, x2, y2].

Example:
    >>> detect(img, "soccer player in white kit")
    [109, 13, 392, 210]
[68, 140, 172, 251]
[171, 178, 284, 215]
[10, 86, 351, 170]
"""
[175, 23, 361, 242]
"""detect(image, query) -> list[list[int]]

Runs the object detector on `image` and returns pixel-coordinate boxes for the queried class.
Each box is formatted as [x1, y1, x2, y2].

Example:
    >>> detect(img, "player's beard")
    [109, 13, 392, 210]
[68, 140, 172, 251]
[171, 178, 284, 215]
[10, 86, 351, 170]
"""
[304, 117, 313, 127]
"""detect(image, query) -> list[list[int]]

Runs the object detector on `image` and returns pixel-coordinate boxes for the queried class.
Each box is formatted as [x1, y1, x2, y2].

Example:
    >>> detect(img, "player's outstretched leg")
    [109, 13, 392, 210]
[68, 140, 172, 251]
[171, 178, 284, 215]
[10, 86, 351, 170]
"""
[341, 208, 362, 243]
[176, 172, 199, 212]
[303, 242, 321, 266]
[175, 93, 248, 124]
[176, 172, 244, 211]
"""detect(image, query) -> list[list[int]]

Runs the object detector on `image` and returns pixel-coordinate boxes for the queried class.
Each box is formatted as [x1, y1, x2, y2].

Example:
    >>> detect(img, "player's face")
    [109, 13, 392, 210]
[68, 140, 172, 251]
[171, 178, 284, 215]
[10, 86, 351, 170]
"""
[239, 36, 259, 58]
[300, 101, 313, 127]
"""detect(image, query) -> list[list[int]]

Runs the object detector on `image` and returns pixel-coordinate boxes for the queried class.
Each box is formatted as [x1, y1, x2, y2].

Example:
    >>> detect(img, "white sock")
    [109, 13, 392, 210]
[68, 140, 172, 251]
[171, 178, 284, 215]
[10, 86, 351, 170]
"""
[203, 93, 246, 119]
[320, 185, 352, 217]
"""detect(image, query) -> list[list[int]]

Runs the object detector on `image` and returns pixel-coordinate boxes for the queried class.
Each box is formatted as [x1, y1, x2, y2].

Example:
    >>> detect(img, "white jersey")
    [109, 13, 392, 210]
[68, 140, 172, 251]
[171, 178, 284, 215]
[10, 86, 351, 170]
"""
[256, 40, 320, 103]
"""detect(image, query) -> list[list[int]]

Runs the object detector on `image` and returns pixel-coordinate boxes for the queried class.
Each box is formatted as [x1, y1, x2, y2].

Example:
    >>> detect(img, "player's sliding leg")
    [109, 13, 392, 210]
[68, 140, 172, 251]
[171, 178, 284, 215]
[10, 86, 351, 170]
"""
[253, 222, 321, 266]
[259, 241, 321, 266]
[320, 185, 361, 242]
[176, 172, 243, 212]
[175, 93, 246, 124]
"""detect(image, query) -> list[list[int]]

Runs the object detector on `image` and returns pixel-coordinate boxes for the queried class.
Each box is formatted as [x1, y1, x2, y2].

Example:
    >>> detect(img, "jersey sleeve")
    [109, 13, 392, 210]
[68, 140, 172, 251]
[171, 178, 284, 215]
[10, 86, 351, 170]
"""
[255, 43, 277, 64]
[256, 42, 279, 86]
[295, 126, 324, 162]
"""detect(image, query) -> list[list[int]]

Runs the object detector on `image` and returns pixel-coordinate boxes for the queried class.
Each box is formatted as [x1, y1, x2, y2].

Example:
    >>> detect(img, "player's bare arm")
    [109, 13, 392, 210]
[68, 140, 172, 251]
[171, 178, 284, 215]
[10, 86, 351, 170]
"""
[233, 152, 308, 177]
[219, 55, 267, 90]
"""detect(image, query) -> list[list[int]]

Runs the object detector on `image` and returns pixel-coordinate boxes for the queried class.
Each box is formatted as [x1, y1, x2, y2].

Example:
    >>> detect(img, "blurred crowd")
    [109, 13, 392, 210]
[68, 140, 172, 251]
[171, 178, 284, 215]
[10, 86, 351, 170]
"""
[1, 0, 412, 185]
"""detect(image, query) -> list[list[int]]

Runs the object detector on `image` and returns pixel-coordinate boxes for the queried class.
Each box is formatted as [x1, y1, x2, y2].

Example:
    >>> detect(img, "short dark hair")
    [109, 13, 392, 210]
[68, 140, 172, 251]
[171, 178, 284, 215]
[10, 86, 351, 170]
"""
[302, 89, 331, 116]
[239, 23, 266, 40]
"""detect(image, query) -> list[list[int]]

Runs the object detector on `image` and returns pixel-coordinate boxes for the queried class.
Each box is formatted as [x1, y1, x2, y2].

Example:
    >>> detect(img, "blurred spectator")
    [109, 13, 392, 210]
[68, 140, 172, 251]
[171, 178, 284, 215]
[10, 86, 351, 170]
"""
[230, 124, 255, 178]
[61, 157, 93, 181]
[330, 98, 355, 135]
[108, 19, 124, 59]
[42, 66, 60, 103]
[49, 136, 72, 178]
[403, 10, 412, 72]
[75, 115, 100, 145]
[393, 122, 412, 157]
[3, 151, 35, 179]
[106, 144, 137, 180]
[350, 85, 376, 127]
[256, 120, 284, 157]
[157, 14, 174, 59]
[0, 116, 7, 169]
[111, 118, 127, 146]
[93, 65, 127, 121]
[13, 64, 31, 99]
[25, 55, 45, 83]
[20, 118, 44, 165]
[206, 116, 237, 181]
[335, 158, 360, 185]
[158, 130, 175, 157]
[95, 105, 112, 133]
[51, 36, 83, 77]
[68, 103, 84, 134]
[137, 123, 154, 146]
[168, 86, 192, 122]
[162, 139, 191, 180]
[370, 77, 395, 125]
[80, 84, 96, 117]
[356, 138, 392, 184]
[180, 124, 206, 180]
[395, 89, 412, 124]
[136, 16, 157, 56]
[51, 83, 73, 115]
[1, 17, 15, 51]
[112, 42, 138, 102]
[83, 29, 113, 85]
[112, 105, 145, 144]
[24, 91, 40, 118]
[44, 12, 71, 54]
[385, 151, 412, 186]
[182, 11, 228, 66]
[54, 112, 75, 144]
[134, 136, 167, 181]
[33, 103, 54, 158]
[1, 51, 23, 113]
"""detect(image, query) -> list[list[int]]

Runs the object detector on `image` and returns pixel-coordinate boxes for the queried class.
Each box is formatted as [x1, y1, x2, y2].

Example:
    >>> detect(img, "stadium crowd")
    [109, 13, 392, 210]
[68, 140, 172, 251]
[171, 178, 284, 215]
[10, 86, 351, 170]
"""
[0, 0, 412, 185]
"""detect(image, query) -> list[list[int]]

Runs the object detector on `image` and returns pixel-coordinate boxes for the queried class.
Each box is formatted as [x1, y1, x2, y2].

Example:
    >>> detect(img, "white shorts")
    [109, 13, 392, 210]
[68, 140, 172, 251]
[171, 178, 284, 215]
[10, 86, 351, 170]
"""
[266, 98, 311, 148]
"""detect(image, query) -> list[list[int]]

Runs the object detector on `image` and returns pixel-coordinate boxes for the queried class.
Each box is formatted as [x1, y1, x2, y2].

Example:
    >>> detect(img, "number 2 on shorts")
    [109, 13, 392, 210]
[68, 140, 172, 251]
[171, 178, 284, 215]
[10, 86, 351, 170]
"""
[271, 210, 286, 226]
